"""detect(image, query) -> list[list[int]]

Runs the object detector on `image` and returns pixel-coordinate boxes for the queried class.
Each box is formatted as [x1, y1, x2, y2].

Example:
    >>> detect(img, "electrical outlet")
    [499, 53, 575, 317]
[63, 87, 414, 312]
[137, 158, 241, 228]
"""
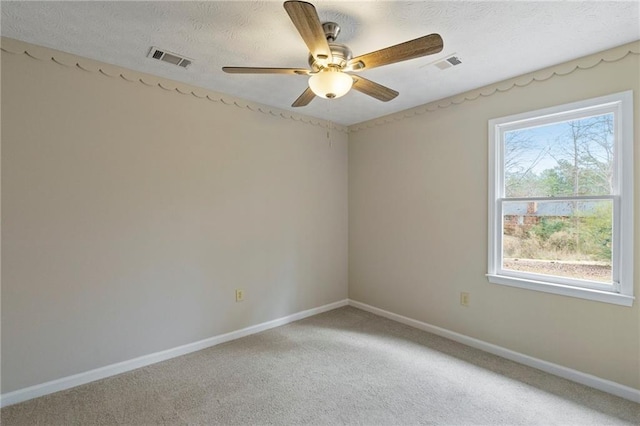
[460, 292, 470, 307]
[235, 289, 244, 302]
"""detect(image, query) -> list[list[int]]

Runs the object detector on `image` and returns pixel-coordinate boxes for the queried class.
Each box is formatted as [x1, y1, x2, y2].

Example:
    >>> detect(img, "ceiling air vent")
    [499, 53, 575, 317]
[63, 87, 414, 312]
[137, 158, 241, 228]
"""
[434, 55, 462, 70]
[148, 47, 192, 69]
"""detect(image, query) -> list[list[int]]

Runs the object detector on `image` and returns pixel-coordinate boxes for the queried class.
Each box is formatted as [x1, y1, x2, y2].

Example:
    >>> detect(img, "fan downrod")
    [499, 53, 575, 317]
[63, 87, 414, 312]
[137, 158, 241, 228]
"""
[322, 22, 340, 42]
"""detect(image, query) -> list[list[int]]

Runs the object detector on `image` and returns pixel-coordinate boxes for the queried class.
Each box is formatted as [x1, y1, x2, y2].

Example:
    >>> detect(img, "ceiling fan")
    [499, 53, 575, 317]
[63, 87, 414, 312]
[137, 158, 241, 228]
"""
[222, 1, 444, 107]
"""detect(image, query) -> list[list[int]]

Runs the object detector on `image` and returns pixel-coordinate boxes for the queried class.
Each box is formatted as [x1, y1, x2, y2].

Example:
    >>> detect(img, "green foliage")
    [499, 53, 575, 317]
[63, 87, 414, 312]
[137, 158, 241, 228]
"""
[539, 168, 571, 197]
[530, 218, 568, 241]
[578, 203, 612, 262]
[505, 171, 543, 197]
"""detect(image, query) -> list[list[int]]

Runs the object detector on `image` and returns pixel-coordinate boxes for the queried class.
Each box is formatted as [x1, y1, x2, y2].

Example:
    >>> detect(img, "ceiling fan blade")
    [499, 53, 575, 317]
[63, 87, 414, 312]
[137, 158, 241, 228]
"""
[291, 87, 316, 107]
[350, 75, 399, 102]
[222, 67, 309, 75]
[349, 33, 443, 71]
[283, 1, 332, 62]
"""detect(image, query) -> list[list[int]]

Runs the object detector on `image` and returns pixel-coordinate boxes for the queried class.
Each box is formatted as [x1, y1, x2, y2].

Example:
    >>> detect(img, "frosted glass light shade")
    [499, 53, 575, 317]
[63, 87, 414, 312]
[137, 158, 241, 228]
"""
[308, 69, 353, 99]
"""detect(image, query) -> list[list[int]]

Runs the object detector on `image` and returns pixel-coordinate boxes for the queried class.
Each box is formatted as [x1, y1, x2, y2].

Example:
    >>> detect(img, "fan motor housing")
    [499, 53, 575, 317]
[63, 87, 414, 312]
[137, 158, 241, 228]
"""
[309, 43, 352, 71]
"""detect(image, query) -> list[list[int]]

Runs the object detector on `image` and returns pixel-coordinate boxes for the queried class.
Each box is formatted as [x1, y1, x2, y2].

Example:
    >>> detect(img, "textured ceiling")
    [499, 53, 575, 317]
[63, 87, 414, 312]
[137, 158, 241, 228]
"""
[2, 1, 639, 126]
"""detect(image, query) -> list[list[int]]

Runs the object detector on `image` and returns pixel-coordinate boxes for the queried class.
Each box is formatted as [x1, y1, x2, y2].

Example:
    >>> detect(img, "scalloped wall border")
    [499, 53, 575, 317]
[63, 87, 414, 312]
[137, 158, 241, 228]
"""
[349, 40, 640, 133]
[0, 37, 348, 134]
[2, 37, 638, 135]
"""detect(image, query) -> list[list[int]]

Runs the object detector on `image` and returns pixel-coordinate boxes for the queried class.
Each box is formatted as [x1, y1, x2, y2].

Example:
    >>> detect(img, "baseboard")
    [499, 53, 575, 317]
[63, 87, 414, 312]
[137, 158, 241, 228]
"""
[348, 299, 640, 403]
[0, 299, 349, 408]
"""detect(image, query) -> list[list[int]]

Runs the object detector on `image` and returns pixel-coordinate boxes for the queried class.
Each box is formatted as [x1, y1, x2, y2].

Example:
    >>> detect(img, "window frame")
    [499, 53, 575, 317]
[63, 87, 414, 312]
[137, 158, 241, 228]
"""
[487, 91, 634, 307]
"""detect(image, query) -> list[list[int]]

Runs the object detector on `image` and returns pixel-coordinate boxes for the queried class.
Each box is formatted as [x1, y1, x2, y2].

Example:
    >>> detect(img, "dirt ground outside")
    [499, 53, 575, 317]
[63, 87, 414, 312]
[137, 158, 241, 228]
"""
[503, 258, 612, 283]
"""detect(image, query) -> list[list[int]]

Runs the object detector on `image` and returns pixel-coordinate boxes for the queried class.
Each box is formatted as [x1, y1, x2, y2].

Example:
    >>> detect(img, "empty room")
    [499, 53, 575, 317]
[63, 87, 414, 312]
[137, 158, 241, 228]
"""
[1, 1, 639, 424]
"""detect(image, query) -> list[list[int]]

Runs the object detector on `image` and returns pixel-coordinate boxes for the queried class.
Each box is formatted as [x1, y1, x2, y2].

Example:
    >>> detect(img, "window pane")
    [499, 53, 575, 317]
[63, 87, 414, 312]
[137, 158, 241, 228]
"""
[504, 113, 614, 198]
[502, 199, 612, 283]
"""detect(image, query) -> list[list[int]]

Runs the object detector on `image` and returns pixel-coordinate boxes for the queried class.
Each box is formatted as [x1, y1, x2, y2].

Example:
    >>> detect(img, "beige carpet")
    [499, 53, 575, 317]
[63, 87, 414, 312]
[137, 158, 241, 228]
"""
[2, 306, 639, 425]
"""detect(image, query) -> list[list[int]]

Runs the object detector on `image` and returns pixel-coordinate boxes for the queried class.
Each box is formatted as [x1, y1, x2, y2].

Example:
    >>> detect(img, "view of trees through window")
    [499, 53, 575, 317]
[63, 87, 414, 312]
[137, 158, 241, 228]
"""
[502, 113, 614, 283]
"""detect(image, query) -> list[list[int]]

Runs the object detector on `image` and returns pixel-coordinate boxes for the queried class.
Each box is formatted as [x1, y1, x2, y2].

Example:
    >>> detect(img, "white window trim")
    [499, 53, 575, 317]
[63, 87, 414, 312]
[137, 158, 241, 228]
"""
[487, 91, 634, 307]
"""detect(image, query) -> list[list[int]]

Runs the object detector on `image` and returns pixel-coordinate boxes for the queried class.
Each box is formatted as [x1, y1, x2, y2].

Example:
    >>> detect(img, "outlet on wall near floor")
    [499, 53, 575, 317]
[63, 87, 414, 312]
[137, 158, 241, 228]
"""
[236, 289, 244, 302]
[460, 292, 470, 307]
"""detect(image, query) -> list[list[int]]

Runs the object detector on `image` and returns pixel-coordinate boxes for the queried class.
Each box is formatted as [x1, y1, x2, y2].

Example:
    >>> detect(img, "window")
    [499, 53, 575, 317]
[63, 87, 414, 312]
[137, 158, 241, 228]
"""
[488, 91, 634, 306]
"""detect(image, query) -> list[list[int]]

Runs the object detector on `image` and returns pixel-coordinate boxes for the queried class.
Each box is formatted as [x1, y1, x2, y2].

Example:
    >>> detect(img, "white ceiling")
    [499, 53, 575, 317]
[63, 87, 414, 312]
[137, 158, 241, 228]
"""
[2, 1, 639, 126]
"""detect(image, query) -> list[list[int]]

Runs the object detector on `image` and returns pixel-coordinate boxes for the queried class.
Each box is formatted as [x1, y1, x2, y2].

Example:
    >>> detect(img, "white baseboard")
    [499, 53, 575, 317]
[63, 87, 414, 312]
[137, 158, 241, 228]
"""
[348, 299, 640, 403]
[0, 299, 349, 408]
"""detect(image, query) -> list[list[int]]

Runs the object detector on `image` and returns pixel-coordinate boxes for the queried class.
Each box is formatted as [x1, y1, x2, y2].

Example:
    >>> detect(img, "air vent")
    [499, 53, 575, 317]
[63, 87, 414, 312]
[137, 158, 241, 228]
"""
[446, 56, 462, 66]
[434, 55, 462, 70]
[147, 47, 192, 69]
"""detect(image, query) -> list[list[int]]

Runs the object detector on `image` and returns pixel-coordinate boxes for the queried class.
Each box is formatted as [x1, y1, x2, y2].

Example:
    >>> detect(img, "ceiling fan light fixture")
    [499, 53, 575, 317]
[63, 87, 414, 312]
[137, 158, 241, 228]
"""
[308, 68, 353, 99]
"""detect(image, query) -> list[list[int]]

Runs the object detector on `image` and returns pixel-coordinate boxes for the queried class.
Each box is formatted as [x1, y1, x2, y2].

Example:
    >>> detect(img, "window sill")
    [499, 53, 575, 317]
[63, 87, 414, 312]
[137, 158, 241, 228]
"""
[486, 274, 634, 307]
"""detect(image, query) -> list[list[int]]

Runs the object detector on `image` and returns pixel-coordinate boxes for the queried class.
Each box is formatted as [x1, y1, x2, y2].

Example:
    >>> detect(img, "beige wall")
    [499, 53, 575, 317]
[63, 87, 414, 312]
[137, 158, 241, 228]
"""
[349, 47, 640, 389]
[2, 37, 639, 396]
[1, 41, 348, 393]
